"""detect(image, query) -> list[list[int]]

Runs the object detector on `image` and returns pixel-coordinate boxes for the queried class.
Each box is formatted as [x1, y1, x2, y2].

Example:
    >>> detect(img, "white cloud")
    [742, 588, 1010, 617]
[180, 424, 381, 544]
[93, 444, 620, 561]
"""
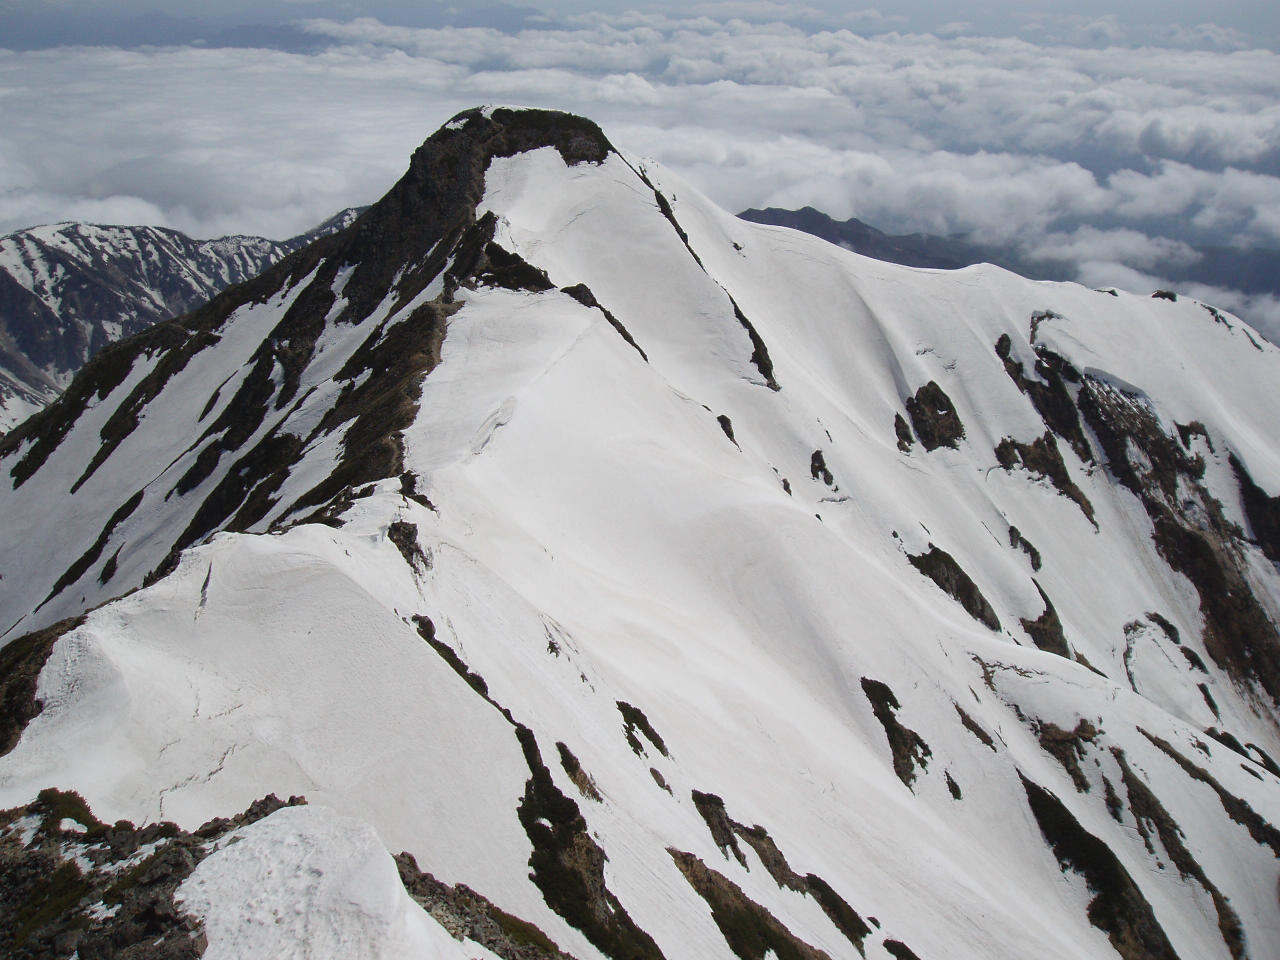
[1013, 12, 1260, 52]
[1105, 162, 1280, 245]
[0, 45, 461, 238]
[595, 72, 662, 104]
[684, 1, 826, 21]
[1, 12, 1278, 336]
[5, 20, 1277, 244]
[0, 189, 170, 233]
[1024, 227, 1201, 271]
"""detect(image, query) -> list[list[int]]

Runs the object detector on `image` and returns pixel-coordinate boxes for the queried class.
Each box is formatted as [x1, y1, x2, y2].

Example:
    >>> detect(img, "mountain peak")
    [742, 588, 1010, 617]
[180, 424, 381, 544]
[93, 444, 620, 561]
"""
[433, 106, 614, 167]
[318, 107, 613, 324]
[372, 106, 613, 242]
[0, 106, 624, 637]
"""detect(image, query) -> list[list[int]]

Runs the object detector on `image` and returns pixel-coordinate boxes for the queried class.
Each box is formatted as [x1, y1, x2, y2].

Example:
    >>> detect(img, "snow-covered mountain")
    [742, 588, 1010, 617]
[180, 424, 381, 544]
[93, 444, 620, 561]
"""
[1, 107, 1279, 960]
[739, 206, 1280, 337]
[0, 210, 364, 433]
[738, 205, 1002, 272]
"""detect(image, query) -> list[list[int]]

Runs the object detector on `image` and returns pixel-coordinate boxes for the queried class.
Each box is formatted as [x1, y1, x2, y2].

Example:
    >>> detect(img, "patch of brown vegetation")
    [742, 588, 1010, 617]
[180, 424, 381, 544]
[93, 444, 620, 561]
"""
[560, 283, 648, 362]
[1112, 749, 1245, 959]
[1230, 453, 1280, 564]
[995, 432, 1096, 525]
[1020, 581, 1071, 658]
[994, 333, 1091, 462]
[904, 381, 964, 451]
[1020, 774, 1181, 960]
[907, 544, 1001, 631]
[0, 790, 302, 960]
[728, 296, 780, 391]
[860, 678, 932, 789]
[1140, 730, 1280, 856]
[396, 851, 577, 960]
[691, 791, 749, 868]
[809, 449, 834, 487]
[412, 614, 506, 717]
[1037, 719, 1098, 793]
[685, 792, 872, 954]
[1008, 525, 1042, 571]
[894, 413, 914, 452]
[944, 772, 962, 799]
[954, 705, 996, 751]
[1175, 421, 1212, 451]
[1079, 377, 1280, 705]
[717, 415, 738, 447]
[388, 520, 429, 575]
[625, 161, 778, 392]
[556, 742, 602, 803]
[40, 489, 144, 608]
[882, 941, 923, 960]
[668, 850, 832, 960]
[617, 701, 669, 758]
[515, 725, 666, 960]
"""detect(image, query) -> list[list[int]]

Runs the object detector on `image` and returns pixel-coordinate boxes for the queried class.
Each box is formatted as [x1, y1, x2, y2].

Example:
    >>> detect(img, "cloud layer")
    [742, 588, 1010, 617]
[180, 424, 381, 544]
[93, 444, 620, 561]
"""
[1, 11, 1278, 335]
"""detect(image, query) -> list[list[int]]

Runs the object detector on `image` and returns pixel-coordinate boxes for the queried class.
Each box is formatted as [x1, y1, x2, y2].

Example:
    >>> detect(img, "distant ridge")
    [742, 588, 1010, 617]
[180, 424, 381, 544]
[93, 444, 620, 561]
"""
[739, 205, 1002, 271]
[0, 208, 365, 432]
[741, 204, 1280, 328]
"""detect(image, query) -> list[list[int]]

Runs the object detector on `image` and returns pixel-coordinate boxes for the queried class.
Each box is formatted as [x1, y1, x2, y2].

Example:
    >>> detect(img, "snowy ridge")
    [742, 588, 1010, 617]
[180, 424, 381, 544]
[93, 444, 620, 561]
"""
[1, 108, 1279, 960]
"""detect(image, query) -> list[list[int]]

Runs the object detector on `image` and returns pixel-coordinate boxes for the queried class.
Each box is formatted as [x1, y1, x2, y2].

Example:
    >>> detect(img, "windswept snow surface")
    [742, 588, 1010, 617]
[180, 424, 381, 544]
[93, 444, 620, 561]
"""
[2, 110, 1279, 960]
[178, 805, 499, 960]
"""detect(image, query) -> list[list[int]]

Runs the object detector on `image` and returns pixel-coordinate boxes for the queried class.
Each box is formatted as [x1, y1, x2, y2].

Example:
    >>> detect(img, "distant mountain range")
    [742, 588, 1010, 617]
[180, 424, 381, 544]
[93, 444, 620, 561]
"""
[0, 208, 362, 431]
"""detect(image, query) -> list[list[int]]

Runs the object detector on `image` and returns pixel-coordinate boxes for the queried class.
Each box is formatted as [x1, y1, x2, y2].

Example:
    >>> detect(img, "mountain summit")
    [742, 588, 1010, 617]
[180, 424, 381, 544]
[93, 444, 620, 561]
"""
[1, 107, 1279, 960]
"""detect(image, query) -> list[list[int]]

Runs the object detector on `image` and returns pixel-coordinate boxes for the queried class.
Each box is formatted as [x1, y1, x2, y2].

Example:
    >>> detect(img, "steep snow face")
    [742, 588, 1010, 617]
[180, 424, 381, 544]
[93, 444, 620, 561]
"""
[2, 108, 1280, 960]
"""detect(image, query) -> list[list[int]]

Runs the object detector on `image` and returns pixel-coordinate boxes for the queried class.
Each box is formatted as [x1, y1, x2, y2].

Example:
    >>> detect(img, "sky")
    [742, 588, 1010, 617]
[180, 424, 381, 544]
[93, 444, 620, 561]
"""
[1, 0, 1279, 334]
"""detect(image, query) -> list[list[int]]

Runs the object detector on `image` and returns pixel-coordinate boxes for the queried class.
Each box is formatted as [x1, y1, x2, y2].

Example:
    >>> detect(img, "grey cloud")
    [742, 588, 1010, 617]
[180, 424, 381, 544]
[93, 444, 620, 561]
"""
[0, 44, 464, 238]
[1022, 227, 1202, 271]
[1106, 162, 1280, 243]
[1007, 11, 1268, 51]
[296, 16, 1280, 169]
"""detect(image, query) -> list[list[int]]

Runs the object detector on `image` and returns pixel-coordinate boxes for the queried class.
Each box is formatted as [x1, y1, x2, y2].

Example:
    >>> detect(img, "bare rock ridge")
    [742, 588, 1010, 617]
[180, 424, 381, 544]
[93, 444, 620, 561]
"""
[0, 107, 1278, 960]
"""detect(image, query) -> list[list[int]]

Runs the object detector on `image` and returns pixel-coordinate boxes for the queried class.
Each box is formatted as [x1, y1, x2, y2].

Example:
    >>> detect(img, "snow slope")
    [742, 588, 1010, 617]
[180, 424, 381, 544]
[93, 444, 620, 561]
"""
[1, 108, 1279, 960]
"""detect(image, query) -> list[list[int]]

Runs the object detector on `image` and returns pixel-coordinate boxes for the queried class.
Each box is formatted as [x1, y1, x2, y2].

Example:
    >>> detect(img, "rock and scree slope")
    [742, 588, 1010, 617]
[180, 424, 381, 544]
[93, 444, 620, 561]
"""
[1, 107, 1279, 960]
[0, 209, 363, 433]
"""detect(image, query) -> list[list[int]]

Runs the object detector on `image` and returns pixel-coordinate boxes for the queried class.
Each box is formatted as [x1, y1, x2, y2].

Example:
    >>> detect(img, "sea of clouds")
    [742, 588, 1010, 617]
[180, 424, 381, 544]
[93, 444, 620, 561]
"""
[1, 4, 1277, 333]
